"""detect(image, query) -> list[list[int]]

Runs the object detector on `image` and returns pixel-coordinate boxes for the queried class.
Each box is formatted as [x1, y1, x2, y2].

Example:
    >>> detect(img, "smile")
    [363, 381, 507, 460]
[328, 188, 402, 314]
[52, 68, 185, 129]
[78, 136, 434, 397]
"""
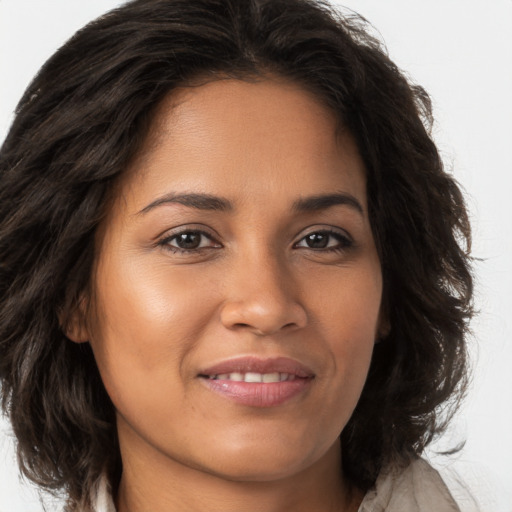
[198, 356, 314, 407]
[206, 372, 298, 382]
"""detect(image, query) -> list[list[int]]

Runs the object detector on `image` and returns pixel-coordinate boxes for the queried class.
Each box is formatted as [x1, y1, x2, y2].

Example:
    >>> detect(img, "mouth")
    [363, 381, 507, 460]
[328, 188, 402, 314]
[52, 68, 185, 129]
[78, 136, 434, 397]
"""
[198, 356, 314, 407]
[203, 372, 299, 383]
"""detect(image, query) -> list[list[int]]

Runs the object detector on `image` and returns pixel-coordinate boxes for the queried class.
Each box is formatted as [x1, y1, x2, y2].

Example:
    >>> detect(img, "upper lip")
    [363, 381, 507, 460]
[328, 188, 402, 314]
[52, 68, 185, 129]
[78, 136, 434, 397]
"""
[199, 356, 315, 378]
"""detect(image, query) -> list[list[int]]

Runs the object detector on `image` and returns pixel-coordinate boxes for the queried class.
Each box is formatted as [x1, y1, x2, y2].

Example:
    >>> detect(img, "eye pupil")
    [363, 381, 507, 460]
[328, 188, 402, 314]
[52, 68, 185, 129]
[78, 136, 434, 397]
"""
[176, 232, 201, 249]
[306, 233, 329, 248]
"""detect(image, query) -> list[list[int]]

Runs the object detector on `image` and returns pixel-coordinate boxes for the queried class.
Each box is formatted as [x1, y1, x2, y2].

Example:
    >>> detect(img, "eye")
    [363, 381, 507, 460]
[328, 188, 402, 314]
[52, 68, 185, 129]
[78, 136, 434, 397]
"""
[158, 229, 221, 253]
[295, 229, 353, 252]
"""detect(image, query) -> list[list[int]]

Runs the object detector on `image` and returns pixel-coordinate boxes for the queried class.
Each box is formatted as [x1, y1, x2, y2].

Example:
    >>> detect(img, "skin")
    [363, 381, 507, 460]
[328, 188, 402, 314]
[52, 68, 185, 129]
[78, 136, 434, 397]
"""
[70, 77, 384, 512]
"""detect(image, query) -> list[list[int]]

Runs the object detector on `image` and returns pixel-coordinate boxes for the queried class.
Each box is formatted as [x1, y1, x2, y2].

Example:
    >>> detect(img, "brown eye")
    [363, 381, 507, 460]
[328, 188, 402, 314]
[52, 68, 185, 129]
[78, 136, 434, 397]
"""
[304, 233, 329, 249]
[174, 232, 203, 249]
[159, 229, 221, 253]
[295, 230, 353, 251]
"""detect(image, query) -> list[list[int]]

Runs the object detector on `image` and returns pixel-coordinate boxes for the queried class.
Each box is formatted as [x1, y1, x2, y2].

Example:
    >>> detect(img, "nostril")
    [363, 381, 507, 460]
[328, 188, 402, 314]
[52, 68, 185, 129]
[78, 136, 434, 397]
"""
[230, 321, 299, 336]
[220, 299, 308, 335]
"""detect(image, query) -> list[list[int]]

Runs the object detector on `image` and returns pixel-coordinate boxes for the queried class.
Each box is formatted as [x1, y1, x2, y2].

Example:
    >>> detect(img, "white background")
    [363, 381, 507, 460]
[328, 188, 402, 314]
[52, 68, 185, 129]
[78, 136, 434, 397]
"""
[1, 1, 511, 510]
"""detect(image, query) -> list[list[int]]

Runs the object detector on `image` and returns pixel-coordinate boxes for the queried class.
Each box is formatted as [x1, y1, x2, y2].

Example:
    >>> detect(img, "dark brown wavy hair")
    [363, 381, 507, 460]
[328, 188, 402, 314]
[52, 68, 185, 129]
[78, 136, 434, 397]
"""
[0, 0, 473, 509]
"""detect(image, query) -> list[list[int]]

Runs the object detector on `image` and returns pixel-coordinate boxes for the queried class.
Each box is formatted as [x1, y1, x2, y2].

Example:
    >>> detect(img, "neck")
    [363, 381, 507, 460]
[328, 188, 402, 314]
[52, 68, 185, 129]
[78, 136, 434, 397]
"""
[115, 433, 361, 512]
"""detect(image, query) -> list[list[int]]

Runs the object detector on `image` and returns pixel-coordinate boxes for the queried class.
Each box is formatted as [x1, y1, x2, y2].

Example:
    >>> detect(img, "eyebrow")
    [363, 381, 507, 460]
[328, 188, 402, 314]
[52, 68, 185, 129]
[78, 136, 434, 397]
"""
[138, 192, 233, 214]
[138, 191, 363, 215]
[292, 193, 364, 215]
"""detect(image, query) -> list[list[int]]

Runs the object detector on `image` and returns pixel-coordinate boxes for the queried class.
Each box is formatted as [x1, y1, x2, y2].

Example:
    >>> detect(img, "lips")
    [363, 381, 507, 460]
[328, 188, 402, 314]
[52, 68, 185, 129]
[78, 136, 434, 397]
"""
[199, 356, 314, 379]
[198, 356, 314, 407]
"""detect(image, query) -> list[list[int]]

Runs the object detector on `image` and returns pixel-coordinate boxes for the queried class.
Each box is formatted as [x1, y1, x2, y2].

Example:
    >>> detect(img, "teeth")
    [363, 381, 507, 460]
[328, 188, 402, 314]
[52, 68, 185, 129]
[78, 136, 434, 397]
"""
[262, 372, 280, 383]
[245, 372, 262, 383]
[209, 372, 296, 382]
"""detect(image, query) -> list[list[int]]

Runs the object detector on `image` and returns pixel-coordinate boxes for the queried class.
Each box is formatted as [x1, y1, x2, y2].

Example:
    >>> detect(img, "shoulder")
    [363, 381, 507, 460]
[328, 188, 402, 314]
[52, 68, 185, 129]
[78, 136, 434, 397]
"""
[359, 458, 460, 512]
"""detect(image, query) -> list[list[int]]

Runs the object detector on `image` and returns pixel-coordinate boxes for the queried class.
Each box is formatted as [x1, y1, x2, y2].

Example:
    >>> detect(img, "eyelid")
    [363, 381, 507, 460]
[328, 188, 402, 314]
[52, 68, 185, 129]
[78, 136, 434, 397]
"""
[156, 223, 219, 240]
[294, 225, 353, 242]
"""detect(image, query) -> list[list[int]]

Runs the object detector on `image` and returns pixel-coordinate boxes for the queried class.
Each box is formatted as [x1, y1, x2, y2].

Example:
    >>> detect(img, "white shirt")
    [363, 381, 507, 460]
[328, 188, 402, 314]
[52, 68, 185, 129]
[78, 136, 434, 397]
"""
[358, 458, 460, 512]
[91, 458, 460, 512]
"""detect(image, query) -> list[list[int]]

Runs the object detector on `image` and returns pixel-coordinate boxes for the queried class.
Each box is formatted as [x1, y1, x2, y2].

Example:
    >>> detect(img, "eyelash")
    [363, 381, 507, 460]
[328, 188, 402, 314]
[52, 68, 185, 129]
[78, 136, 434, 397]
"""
[157, 228, 353, 255]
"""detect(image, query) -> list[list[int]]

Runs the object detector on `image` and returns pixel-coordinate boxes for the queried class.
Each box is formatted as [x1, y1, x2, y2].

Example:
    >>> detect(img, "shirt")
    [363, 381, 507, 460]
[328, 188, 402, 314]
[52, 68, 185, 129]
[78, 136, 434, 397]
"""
[91, 458, 460, 512]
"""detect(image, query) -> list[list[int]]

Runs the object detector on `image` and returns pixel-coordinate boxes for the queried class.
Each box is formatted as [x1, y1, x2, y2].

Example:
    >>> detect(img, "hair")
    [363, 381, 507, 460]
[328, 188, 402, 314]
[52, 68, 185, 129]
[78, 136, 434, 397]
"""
[0, 0, 473, 509]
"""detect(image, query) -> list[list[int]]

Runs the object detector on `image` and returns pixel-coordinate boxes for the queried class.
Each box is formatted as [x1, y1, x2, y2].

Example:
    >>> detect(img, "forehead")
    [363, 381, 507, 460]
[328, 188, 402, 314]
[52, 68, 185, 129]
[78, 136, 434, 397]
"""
[118, 77, 367, 214]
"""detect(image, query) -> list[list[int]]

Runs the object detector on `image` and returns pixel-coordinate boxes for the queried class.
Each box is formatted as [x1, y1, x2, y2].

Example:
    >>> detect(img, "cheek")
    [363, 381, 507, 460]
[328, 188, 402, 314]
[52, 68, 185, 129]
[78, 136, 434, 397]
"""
[87, 256, 218, 407]
[314, 260, 382, 340]
[310, 263, 382, 403]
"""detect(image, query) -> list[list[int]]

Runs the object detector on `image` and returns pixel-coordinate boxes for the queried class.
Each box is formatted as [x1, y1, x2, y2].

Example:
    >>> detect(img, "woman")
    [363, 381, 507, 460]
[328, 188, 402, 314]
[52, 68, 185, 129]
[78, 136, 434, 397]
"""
[0, 0, 473, 510]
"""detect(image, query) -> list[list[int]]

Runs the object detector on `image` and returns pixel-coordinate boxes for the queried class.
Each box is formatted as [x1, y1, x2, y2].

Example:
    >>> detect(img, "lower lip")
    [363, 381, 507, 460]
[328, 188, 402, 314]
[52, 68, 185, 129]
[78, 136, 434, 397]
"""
[200, 378, 312, 407]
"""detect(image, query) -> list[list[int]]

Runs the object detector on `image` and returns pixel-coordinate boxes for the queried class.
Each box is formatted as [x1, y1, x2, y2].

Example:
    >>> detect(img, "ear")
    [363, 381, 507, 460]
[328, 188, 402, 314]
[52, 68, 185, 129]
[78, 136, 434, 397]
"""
[376, 309, 391, 342]
[59, 296, 90, 343]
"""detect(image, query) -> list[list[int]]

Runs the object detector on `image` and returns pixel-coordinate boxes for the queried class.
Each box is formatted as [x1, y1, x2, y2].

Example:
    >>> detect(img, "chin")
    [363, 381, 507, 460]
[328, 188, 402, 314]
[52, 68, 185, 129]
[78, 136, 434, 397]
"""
[203, 457, 311, 483]
[190, 436, 336, 483]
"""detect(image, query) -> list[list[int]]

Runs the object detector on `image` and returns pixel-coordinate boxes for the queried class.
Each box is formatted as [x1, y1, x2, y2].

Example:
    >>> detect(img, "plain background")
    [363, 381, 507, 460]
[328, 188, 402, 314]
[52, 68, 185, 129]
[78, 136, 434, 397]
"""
[0, 1, 511, 510]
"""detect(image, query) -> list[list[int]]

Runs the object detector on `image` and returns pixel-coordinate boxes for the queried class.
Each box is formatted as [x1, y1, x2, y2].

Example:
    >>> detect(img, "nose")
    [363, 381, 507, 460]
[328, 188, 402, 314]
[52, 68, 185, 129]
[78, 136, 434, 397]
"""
[220, 253, 308, 336]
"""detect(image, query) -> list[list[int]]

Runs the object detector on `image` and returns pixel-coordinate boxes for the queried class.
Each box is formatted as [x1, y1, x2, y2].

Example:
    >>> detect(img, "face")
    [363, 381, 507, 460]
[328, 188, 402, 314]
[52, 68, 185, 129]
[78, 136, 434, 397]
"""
[79, 78, 383, 482]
